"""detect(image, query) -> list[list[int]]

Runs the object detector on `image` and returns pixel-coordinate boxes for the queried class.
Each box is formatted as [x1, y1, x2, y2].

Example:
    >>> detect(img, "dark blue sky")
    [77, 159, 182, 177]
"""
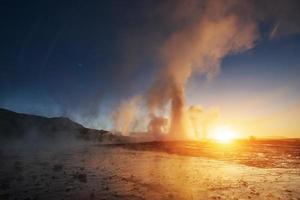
[0, 1, 160, 121]
[0, 0, 300, 135]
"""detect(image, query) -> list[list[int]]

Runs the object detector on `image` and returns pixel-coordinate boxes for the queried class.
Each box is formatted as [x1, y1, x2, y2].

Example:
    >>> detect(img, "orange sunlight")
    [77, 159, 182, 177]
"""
[209, 126, 238, 143]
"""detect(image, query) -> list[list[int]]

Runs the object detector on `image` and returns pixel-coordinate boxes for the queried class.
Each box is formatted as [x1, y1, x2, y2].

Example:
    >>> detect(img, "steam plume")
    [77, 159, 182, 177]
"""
[147, 0, 258, 139]
[147, 114, 168, 139]
[188, 106, 219, 140]
[112, 96, 141, 136]
[112, 0, 300, 139]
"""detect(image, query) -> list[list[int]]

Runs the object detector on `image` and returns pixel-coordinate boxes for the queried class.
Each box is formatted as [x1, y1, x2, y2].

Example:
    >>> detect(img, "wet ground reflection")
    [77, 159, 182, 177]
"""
[0, 141, 299, 199]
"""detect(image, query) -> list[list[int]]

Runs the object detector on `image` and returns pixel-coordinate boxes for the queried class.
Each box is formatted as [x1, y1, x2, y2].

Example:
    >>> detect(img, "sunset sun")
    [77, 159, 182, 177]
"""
[210, 126, 238, 143]
[0, 0, 299, 199]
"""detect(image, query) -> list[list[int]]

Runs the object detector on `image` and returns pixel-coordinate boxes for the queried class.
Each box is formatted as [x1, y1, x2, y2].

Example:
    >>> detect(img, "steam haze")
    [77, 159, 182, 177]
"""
[1, 0, 300, 138]
[147, 0, 258, 139]
[115, 0, 300, 139]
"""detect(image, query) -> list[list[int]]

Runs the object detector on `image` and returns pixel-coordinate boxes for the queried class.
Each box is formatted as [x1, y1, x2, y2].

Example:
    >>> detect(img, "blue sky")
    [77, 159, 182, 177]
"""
[0, 0, 299, 137]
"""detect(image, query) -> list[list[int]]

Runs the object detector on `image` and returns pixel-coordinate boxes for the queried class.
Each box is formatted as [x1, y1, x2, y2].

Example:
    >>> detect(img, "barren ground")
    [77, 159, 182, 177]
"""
[0, 140, 299, 200]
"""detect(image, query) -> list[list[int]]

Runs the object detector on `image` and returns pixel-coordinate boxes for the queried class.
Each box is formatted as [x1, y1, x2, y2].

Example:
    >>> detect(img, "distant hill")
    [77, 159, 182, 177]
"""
[0, 108, 128, 143]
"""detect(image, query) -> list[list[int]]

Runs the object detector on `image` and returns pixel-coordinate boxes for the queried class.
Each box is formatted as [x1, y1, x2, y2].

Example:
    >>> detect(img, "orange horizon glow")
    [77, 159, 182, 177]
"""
[208, 126, 238, 143]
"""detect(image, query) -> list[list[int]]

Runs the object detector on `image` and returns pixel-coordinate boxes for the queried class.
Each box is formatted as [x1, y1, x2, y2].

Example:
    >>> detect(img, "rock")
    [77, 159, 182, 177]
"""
[0, 181, 10, 190]
[14, 161, 23, 171]
[0, 193, 10, 199]
[53, 164, 63, 172]
[73, 173, 87, 183]
[15, 175, 24, 182]
[90, 192, 95, 198]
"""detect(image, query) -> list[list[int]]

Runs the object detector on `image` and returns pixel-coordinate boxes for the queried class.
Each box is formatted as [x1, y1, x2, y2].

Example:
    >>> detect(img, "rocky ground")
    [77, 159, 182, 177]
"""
[0, 140, 299, 200]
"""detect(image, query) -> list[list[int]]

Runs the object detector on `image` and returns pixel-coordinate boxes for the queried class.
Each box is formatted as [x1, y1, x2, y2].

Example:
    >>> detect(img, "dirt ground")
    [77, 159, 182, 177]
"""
[0, 141, 300, 200]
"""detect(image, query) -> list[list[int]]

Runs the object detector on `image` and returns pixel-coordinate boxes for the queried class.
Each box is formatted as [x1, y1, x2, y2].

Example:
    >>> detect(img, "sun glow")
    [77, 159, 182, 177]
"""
[210, 126, 238, 143]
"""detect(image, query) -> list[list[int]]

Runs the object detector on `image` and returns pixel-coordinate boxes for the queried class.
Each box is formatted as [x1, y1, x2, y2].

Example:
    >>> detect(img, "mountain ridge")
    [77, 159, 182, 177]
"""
[0, 107, 124, 143]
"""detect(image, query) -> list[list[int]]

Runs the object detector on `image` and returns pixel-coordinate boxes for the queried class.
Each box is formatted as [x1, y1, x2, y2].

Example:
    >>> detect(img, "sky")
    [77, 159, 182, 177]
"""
[0, 0, 300, 138]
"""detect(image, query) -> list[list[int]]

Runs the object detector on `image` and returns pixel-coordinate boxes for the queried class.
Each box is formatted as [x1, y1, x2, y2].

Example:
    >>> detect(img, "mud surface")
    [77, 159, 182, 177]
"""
[0, 141, 300, 200]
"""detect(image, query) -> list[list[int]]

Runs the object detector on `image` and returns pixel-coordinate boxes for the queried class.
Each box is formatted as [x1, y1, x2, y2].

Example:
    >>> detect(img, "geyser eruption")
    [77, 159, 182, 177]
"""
[147, 114, 168, 139]
[112, 96, 141, 136]
[187, 106, 219, 140]
[111, 0, 300, 139]
[147, 0, 258, 139]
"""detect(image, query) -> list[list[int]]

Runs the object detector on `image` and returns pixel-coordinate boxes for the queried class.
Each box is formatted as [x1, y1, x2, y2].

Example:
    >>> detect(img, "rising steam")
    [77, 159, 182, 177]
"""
[147, 0, 258, 139]
[112, 0, 300, 140]
[112, 96, 141, 136]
